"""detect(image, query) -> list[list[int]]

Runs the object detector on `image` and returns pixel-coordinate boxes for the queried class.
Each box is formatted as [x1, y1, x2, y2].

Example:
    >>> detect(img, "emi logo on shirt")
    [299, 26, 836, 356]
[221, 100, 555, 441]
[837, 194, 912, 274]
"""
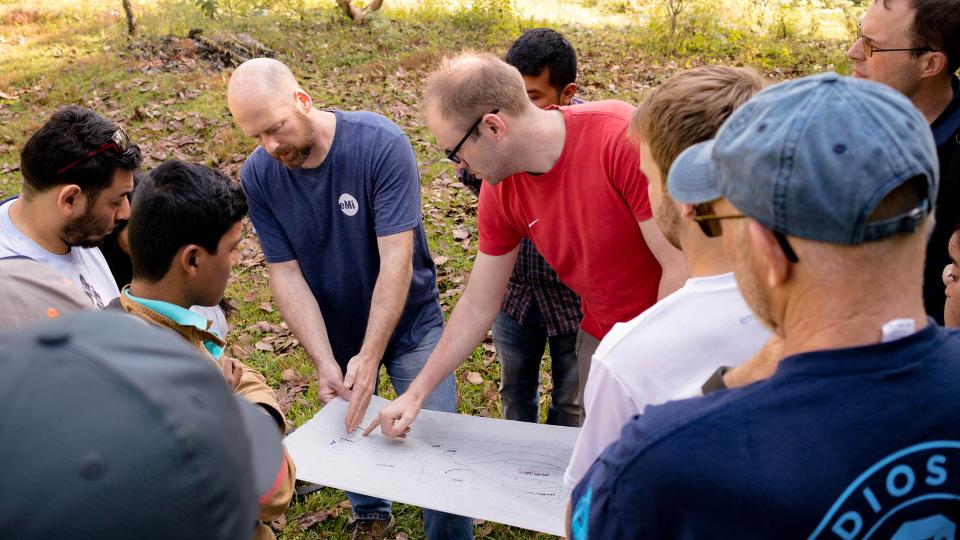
[339, 193, 359, 217]
[809, 441, 960, 540]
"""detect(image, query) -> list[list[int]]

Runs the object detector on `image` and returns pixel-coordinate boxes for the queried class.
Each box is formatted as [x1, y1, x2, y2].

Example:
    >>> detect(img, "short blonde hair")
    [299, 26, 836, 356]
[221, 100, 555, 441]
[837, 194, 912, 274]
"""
[633, 66, 765, 182]
[424, 52, 531, 131]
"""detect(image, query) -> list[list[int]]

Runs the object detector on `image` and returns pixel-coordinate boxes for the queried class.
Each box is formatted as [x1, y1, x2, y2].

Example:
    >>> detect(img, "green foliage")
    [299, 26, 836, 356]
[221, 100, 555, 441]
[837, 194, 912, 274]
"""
[454, 0, 519, 35]
[196, 0, 219, 17]
[192, 0, 310, 19]
[581, 0, 637, 16]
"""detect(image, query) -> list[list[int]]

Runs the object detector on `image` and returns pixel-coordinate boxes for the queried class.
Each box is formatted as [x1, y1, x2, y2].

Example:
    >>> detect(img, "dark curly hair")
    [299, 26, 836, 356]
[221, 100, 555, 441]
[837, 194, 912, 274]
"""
[19, 105, 142, 201]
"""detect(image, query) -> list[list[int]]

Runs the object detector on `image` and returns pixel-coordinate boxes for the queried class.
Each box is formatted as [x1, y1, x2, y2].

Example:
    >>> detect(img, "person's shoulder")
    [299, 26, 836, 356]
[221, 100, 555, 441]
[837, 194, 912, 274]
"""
[567, 99, 634, 122]
[334, 111, 412, 164]
[594, 285, 698, 362]
[337, 110, 406, 139]
[239, 146, 275, 182]
[566, 100, 633, 153]
[0, 233, 20, 257]
[602, 380, 768, 470]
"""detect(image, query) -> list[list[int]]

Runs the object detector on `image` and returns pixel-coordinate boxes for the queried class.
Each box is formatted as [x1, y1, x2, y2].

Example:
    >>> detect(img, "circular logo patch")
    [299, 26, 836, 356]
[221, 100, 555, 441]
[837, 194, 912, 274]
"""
[338, 193, 359, 217]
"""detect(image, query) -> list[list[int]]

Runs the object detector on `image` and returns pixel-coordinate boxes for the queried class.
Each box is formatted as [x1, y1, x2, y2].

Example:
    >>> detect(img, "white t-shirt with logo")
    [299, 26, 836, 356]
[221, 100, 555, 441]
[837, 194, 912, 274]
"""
[564, 272, 771, 489]
[0, 198, 119, 309]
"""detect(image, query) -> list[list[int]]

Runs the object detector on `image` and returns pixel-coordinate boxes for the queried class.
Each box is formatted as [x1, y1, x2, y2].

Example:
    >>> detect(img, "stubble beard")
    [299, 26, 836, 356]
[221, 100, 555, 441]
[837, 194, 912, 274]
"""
[654, 197, 684, 251]
[733, 235, 778, 331]
[63, 210, 115, 248]
[271, 117, 316, 169]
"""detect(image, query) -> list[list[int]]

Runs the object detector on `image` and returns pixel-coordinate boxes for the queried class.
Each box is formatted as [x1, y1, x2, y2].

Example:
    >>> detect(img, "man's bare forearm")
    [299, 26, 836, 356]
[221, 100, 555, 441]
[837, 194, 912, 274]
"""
[404, 284, 501, 400]
[403, 248, 518, 401]
[358, 255, 411, 361]
[268, 261, 337, 371]
[638, 219, 687, 299]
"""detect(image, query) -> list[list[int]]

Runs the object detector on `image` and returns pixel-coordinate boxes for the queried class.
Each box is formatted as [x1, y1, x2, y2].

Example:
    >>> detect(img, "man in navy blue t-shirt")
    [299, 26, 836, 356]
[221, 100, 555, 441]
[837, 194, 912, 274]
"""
[570, 73, 960, 539]
[228, 58, 472, 540]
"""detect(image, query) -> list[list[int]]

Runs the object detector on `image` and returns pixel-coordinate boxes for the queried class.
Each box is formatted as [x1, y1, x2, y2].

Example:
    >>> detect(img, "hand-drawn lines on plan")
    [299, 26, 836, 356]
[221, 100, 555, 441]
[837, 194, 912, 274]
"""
[331, 429, 567, 502]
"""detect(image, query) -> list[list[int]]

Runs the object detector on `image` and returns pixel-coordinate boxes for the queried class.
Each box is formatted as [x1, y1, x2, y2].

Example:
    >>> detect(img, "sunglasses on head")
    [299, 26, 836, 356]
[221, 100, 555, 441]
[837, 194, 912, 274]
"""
[57, 128, 131, 176]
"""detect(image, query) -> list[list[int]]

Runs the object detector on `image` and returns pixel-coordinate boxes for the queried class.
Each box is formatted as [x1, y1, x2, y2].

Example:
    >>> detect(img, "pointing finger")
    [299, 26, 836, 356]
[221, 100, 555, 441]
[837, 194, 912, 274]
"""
[362, 417, 381, 437]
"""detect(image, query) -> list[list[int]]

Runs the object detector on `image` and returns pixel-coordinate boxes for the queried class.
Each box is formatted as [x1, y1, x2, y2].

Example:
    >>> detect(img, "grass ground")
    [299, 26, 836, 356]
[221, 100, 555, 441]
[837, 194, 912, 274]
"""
[1, 0, 854, 537]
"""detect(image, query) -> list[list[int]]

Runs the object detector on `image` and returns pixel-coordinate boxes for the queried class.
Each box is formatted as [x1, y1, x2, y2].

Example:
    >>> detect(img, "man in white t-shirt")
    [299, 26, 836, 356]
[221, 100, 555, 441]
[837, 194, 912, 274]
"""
[564, 67, 771, 489]
[0, 106, 141, 308]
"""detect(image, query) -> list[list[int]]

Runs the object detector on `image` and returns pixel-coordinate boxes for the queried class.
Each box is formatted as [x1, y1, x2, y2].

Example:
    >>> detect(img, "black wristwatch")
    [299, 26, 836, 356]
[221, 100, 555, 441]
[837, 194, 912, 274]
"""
[701, 366, 731, 395]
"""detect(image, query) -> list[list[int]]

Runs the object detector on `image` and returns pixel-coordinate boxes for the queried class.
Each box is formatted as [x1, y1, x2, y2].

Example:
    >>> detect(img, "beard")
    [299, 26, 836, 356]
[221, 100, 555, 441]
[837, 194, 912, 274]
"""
[62, 209, 116, 248]
[270, 115, 315, 169]
[654, 195, 684, 250]
[732, 232, 777, 331]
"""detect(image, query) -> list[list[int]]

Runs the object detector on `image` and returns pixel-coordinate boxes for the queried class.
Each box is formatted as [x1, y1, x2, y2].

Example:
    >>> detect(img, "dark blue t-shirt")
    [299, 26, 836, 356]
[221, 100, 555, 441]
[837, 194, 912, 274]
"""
[571, 323, 960, 539]
[240, 111, 443, 367]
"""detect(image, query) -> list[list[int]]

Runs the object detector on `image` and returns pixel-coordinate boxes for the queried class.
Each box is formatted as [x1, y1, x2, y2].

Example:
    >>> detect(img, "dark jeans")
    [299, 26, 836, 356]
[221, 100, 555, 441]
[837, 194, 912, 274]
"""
[492, 308, 581, 427]
[347, 324, 474, 540]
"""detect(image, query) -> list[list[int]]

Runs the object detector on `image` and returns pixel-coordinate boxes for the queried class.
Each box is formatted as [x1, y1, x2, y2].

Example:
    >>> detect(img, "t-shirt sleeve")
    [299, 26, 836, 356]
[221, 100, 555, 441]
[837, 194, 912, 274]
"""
[570, 416, 666, 540]
[371, 134, 422, 237]
[607, 126, 652, 222]
[564, 360, 641, 490]
[240, 158, 296, 264]
[477, 181, 523, 256]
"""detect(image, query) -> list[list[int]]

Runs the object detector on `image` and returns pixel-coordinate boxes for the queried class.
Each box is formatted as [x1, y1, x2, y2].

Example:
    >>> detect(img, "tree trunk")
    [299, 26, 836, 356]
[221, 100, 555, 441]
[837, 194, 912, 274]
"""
[122, 0, 136, 36]
[335, 0, 385, 24]
[336, 0, 365, 23]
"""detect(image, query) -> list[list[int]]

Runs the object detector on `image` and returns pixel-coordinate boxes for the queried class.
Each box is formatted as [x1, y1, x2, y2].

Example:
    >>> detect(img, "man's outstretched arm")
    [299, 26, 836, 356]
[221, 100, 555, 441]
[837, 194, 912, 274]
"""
[344, 230, 414, 432]
[268, 260, 348, 404]
[639, 218, 687, 298]
[365, 245, 519, 437]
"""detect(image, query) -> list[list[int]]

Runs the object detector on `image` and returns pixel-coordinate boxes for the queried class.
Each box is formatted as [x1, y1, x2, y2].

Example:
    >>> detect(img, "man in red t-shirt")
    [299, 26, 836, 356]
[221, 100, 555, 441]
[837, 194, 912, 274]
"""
[367, 53, 685, 437]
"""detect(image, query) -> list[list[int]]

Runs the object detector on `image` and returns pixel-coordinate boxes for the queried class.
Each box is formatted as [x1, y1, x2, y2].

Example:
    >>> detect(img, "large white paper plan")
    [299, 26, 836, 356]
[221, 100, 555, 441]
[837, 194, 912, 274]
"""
[284, 395, 580, 536]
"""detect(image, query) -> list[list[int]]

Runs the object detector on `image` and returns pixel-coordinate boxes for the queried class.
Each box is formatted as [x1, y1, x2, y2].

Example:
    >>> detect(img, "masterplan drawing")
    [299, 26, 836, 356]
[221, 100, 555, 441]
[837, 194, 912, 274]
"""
[284, 395, 580, 536]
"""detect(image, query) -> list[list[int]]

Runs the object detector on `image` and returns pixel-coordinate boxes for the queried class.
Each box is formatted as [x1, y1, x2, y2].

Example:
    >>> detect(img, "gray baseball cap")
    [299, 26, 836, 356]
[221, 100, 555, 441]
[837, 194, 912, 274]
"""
[0, 311, 284, 540]
[668, 72, 938, 245]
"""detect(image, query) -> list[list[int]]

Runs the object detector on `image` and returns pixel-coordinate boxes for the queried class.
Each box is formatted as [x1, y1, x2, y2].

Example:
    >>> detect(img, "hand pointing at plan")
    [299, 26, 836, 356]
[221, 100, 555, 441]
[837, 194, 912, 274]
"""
[362, 392, 418, 438]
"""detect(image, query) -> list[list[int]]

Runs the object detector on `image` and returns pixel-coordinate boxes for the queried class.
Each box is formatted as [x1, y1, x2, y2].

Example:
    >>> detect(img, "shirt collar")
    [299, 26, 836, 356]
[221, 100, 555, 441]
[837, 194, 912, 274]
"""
[931, 76, 960, 148]
[123, 288, 214, 334]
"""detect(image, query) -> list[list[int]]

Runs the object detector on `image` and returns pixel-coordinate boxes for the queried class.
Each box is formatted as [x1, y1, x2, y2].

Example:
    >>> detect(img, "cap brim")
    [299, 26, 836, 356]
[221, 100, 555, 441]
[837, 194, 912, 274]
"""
[667, 140, 721, 204]
[235, 398, 286, 501]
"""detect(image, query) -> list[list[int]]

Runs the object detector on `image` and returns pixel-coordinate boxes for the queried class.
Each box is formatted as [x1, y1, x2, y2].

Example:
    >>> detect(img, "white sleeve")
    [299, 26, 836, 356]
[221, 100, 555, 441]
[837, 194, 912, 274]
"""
[563, 358, 641, 490]
[190, 304, 229, 338]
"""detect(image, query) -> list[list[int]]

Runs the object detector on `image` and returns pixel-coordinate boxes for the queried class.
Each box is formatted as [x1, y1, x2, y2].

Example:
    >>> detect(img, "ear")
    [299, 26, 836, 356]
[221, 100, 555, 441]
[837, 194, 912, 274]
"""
[484, 112, 508, 141]
[179, 245, 203, 277]
[559, 83, 577, 106]
[56, 185, 85, 217]
[294, 89, 313, 114]
[678, 202, 697, 219]
[920, 51, 948, 80]
[748, 221, 791, 288]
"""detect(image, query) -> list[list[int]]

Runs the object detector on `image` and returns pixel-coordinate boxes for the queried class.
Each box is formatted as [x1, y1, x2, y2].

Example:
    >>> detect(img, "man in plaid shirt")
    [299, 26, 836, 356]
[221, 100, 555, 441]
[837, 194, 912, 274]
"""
[459, 28, 584, 426]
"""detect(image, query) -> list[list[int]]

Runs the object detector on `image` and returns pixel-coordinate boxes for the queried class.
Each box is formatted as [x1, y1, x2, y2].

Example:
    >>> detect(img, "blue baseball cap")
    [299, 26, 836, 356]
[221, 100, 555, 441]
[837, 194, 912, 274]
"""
[668, 72, 939, 245]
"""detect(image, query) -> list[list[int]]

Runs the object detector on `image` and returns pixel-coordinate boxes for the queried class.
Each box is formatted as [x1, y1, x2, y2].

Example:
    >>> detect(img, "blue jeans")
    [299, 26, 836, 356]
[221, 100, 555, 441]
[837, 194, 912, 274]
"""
[347, 324, 474, 540]
[492, 308, 581, 427]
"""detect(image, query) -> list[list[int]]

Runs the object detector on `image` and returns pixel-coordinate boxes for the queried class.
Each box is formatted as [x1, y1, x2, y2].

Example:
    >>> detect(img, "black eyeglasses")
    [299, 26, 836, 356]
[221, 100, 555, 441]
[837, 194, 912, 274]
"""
[857, 24, 934, 58]
[445, 109, 498, 164]
[693, 213, 799, 263]
[57, 129, 131, 175]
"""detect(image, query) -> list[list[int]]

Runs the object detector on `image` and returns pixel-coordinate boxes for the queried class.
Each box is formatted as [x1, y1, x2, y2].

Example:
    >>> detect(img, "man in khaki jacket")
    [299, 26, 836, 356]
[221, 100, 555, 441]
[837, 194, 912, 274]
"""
[111, 159, 294, 540]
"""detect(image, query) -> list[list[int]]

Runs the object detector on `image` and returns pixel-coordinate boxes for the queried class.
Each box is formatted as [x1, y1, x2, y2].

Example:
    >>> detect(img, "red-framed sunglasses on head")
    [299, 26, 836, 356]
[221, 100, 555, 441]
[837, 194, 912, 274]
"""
[57, 129, 131, 175]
